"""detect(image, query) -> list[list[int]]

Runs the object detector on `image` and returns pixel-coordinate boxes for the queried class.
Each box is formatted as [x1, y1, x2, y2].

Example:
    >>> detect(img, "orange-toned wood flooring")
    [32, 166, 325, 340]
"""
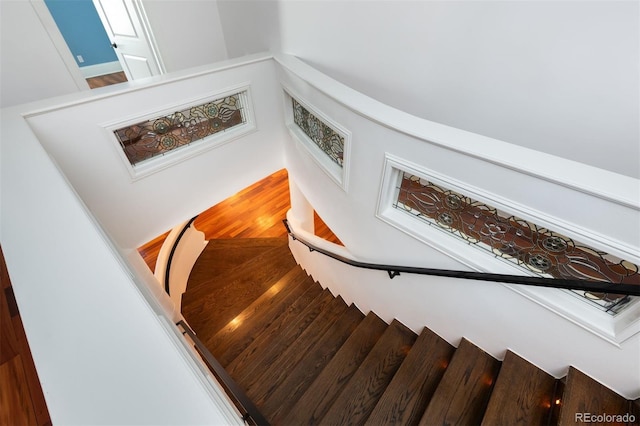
[0, 169, 336, 426]
[0, 247, 51, 426]
[138, 168, 341, 272]
[86, 71, 127, 89]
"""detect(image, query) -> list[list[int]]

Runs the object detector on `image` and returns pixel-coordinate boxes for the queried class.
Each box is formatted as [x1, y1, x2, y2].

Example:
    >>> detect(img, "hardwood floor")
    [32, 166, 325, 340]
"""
[86, 71, 127, 89]
[0, 168, 339, 426]
[138, 168, 342, 271]
[0, 247, 51, 426]
[193, 169, 292, 240]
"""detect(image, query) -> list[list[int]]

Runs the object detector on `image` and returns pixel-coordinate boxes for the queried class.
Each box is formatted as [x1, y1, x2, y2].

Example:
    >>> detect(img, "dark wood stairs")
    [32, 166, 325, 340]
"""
[183, 238, 639, 425]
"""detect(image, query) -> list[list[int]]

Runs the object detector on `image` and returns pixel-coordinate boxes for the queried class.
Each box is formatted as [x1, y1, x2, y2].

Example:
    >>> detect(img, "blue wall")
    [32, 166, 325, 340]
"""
[45, 0, 118, 67]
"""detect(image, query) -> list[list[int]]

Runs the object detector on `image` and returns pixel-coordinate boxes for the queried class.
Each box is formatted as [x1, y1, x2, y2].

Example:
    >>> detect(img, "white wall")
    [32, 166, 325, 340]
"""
[2, 45, 638, 425]
[290, 237, 640, 399]
[26, 54, 286, 250]
[217, 0, 281, 57]
[276, 54, 640, 398]
[0, 0, 230, 108]
[0, 53, 290, 425]
[0, 0, 82, 107]
[218, 0, 639, 179]
[1, 98, 243, 424]
[142, 0, 229, 72]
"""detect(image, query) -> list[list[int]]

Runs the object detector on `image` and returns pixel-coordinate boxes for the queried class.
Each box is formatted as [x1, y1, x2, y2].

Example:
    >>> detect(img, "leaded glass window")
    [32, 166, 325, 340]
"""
[393, 172, 639, 315]
[292, 98, 344, 168]
[114, 93, 246, 166]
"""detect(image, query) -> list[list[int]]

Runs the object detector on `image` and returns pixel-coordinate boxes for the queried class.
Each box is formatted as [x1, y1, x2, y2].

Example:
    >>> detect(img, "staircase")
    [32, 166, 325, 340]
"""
[183, 238, 639, 425]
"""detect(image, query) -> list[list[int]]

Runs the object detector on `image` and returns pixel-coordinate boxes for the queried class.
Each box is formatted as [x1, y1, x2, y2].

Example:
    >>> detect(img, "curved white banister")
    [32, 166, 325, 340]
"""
[155, 219, 208, 320]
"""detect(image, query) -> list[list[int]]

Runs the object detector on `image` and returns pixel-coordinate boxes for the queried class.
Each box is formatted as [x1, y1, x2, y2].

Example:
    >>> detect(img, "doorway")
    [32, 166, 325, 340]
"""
[31, 0, 163, 89]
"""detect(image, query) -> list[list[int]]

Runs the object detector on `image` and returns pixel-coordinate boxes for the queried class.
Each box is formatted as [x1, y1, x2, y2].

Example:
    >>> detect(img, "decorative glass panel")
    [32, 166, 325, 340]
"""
[114, 93, 245, 166]
[292, 98, 344, 167]
[394, 172, 639, 315]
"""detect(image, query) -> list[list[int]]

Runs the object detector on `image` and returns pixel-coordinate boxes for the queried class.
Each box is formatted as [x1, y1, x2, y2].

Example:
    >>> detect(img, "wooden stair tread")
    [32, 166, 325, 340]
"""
[366, 327, 455, 426]
[205, 266, 309, 365]
[228, 288, 334, 389]
[178, 233, 636, 426]
[222, 280, 321, 379]
[283, 312, 388, 426]
[481, 350, 556, 426]
[182, 242, 297, 338]
[558, 367, 632, 426]
[184, 239, 294, 304]
[419, 338, 500, 426]
[320, 319, 417, 425]
[261, 305, 365, 423]
[187, 237, 289, 289]
[246, 295, 350, 403]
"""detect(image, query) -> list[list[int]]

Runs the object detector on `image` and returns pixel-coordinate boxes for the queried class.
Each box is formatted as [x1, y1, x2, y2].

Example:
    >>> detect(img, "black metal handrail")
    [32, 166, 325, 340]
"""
[283, 219, 640, 297]
[177, 320, 270, 426]
[164, 216, 198, 294]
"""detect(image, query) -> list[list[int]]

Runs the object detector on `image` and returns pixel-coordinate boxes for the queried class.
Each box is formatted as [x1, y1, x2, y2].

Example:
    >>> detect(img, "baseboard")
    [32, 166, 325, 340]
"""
[80, 61, 123, 78]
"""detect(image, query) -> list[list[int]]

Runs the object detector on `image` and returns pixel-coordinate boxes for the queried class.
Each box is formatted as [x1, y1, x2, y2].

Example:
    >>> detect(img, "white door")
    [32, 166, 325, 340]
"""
[92, 0, 163, 81]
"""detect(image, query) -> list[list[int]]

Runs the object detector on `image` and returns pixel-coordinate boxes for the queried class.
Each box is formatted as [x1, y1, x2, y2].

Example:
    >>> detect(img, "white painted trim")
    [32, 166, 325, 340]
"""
[281, 84, 352, 191]
[376, 156, 522, 275]
[157, 316, 244, 425]
[504, 284, 640, 346]
[56, 165, 244, 425]
[2, 95, 255, 424]
[80, 61, 124, 78]
[274, 53, 639, 210]
[99, 83, 257, 180]
[379, 154, 640, 266]
[375, 153, 640, 344]
[22, 53, 274, 117]
[29, 0, 90, 91]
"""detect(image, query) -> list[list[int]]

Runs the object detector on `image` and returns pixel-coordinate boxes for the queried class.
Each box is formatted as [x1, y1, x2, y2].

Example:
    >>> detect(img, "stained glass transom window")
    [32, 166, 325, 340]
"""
[114, 93, 246, 166]
[292, 98, 344, 167]
[394, 172, 639, 315]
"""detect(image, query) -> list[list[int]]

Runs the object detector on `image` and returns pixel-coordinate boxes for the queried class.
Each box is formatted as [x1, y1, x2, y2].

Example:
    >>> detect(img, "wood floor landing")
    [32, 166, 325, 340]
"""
[182, 238, 297, 338]
[138, 168, 342, 272]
